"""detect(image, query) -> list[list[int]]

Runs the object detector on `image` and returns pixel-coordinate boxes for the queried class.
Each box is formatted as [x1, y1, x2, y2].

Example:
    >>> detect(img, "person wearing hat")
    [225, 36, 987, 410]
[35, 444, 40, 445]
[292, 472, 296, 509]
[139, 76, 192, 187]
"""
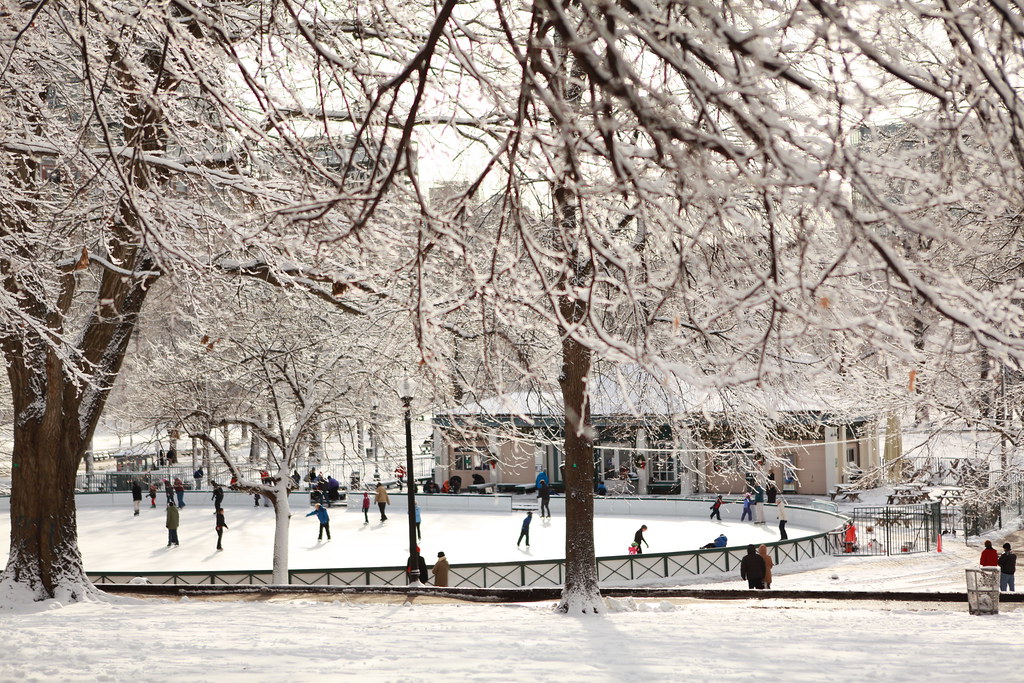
[305, 502, 331, 541]
[999, 542, 1017, 592]
[432, 551, 450, 587]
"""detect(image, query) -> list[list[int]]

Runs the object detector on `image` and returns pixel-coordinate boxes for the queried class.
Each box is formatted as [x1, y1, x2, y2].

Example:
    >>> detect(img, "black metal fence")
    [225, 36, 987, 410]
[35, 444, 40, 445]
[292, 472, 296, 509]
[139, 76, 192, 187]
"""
[89, 529, 841, 588]
[844, 503, 939, 556]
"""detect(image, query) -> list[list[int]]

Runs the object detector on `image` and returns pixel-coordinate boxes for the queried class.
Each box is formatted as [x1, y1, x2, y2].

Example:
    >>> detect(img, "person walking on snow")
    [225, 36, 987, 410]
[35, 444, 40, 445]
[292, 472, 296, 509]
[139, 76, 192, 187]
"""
[165, 502, 180, 547]
[131, 480, 142, 516]
[981, 539, 999, 567]
[758, 544, 774, 588]
[361, 492, 371, 524]
[740, 492, 753, 522]
[432, 551, 450, 587]
[215, 508, 228, 551]
[999, 543, 1017, 592]
[517, 511, 533, 548]
[740, 544, 766, 589]
[375, 483, 390, 522]
[709, 495, 723, 521]
[633, 525, 649, 554]
[306, 502, 331, 541]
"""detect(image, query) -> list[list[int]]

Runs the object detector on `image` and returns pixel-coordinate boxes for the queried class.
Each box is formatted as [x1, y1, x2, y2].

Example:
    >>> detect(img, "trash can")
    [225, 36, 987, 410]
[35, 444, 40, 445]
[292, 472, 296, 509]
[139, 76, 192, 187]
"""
[965, 567, 1000, 615]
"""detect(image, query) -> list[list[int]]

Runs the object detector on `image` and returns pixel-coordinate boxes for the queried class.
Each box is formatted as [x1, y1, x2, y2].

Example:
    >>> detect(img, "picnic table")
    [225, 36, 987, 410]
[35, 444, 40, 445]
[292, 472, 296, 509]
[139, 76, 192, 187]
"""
[829, 484, 862, 502]
[886, 486, 930, 505]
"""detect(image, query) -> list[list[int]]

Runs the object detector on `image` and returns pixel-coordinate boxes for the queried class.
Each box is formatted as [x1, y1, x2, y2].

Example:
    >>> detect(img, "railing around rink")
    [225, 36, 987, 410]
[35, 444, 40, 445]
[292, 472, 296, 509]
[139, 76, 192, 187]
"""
[89, 528, 842, 588]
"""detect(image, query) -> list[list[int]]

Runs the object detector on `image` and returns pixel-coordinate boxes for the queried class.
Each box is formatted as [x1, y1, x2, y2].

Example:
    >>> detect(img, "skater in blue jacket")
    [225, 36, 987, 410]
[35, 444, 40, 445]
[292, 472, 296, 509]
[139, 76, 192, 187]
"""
[306, 502, 331, 541]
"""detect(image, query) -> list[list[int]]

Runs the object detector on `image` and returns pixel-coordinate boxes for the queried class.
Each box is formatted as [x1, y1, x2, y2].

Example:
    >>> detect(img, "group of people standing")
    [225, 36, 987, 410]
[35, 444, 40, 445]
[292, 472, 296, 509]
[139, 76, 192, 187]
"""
[980, 539, 1017, 591]
[129, 477, 228, 550]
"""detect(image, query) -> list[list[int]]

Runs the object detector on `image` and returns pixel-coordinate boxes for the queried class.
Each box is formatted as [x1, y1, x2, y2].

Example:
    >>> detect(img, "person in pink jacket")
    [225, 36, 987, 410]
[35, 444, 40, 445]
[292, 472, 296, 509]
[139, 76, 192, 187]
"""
[361, 492, 370, 524]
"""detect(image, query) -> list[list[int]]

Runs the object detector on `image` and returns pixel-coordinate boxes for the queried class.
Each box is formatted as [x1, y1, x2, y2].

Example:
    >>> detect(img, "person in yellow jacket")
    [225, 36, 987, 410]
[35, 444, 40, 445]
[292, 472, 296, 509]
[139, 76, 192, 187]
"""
[375, 483, 390, 522]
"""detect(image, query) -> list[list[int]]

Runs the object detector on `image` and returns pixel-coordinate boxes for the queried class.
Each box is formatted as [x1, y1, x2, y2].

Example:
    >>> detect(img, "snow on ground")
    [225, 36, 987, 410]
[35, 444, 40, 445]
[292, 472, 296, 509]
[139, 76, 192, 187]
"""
[2, 496, 1023, 682]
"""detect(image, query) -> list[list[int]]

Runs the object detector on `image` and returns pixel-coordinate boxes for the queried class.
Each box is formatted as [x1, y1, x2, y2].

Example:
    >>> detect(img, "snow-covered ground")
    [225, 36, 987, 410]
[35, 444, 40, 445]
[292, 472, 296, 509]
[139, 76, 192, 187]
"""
[1, 496, 1023, 682]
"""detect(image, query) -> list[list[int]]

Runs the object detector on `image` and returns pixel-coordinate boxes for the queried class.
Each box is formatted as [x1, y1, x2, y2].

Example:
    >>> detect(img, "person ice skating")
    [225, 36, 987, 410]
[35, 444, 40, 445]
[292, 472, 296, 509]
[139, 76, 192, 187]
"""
[754, 484, 765, 524]
[193, 467, 203, 491]
[740, 491, 753, 522]
[740, 544, 766, 589]
[395, 465, 406, 491]
[131, 480, 142, 516]
[758, 544, 774, 589]
[517, 511, 533, 547]
[633, 525, 649, 554]
[709, 495, 723, 521]
[375, 483, 390, 521]
[148, 481, 158, 508]
[777, 498, 789, 540]
[538, 481, 551, 518]
[406, 550, 428, 584]
[999, 543, 1016, 592]
[173, 477, 186, 508]
[432, 551, 450, 587]
[415, 505, 422, 540]
[215, 508, 228, 551]
[212, 483, 224, 510]
[361, 492, 371, 524]
[165, 502, 180, 547]
[701, 533, 728, 549]
[164, 479, 174, 505]
[766, 474, 778, 504]
[306, 502, 331, 541]
[981, 539, 999, 566]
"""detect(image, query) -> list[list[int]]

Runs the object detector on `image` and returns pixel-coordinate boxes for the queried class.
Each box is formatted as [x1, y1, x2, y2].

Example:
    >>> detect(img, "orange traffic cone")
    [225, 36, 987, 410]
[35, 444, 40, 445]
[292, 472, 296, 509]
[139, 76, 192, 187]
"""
[937, 533, 943, 553]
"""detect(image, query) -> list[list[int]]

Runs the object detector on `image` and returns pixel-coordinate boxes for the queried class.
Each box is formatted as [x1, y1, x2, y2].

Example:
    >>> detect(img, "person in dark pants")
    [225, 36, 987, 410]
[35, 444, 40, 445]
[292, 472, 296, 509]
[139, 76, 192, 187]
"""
[517, 511, 533, 547]
[215, 508, 228, 551]
[766, 474, 778, 504]
[212, 483, 224, 510]
[361, 492, 371, 524]
[709, 495, 723, 521]
[538, 481, 551, 518]
[306, 502, 331, 541]
[415, 505, 422, 540]
[633, 524, 649, 554]
[164, 479, 174, 505]
[375, 484, 390, 521]
[131, 480, 142, 516]
[740, 544, 766, 589]
[999, 543, 1017, 592]
[777, 499, 789, 540]
[165, 502, 180, 547]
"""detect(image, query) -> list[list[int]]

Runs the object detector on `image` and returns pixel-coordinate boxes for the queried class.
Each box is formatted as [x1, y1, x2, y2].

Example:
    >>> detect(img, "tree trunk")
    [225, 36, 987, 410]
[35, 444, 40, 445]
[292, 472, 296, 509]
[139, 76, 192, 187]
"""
[270, 476, 292, 584]
[557, 331, 602, 613]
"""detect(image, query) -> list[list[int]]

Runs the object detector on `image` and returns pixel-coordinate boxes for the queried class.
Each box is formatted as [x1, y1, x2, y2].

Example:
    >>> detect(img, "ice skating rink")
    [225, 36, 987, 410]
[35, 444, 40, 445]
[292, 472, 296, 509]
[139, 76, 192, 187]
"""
[0, 498, 810, 573]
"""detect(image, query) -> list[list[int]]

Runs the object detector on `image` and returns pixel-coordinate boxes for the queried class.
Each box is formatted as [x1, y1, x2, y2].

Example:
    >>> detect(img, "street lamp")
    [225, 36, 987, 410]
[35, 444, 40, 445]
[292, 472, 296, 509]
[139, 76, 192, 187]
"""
[399, 378, 420, 584]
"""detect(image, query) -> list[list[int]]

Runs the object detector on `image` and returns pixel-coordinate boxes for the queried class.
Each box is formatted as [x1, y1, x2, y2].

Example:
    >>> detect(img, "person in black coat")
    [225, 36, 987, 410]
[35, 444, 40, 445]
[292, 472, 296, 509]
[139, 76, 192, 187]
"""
[131, 480, 142, 516]
[163, 479, 174, 505]
[407, 552, 429, 584]
[740, 544, 766, 589]
[633, 525, 649, 554]
[211, 483, 224, 509]
[766, 474, 779, 504]
[215, 508, 228, 551]
[538, 481, 551, 518]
